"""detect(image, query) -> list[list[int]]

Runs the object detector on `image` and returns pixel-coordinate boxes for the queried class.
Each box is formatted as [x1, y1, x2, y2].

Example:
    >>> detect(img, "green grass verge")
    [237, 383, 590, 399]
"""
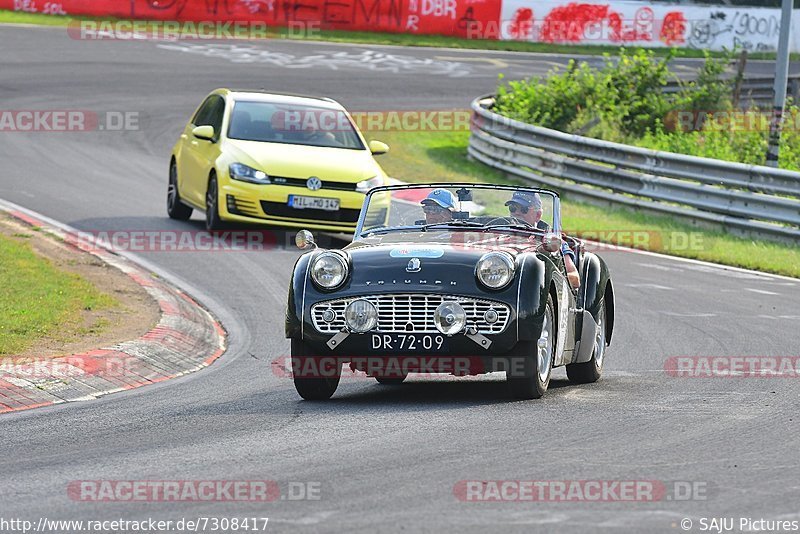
[1, 9, 796, 60]
[373, 129, 800, 279]
[0, 232, 116, 355]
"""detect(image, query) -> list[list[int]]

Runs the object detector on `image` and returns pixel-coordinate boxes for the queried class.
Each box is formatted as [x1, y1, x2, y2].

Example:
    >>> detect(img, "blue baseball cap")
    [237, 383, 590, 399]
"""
[421, 189, 456, 210]
[505, 191, 542, 210]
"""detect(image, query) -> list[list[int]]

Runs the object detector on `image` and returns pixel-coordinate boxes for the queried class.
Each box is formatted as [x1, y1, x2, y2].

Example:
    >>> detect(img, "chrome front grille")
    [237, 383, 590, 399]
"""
[311, 294, 511, 334]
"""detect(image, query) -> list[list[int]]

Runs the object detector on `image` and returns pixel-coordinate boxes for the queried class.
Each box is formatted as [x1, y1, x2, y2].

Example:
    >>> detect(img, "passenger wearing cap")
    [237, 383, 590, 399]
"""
[506, 190, 581, 290]
[420, 189, 456, 224]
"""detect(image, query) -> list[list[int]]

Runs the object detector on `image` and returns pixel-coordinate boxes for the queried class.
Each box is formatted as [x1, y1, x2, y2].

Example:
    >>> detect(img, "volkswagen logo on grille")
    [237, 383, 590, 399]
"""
[406, 258, 421, 272]
[306, 176, 322, 191]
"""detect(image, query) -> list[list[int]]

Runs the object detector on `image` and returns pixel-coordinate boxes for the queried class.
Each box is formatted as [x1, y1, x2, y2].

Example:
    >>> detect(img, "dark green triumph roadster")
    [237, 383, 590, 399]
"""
[286, 183, 615, 400]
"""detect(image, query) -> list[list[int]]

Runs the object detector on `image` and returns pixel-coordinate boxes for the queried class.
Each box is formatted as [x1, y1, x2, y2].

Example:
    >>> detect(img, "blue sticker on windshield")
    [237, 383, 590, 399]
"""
[390, 248, 444, 258]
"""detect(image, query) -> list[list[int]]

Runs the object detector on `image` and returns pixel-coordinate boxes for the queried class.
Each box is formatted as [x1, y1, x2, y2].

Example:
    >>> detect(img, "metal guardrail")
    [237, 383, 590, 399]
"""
[663, 75, 800, 108]
[469, 96, 800, 242]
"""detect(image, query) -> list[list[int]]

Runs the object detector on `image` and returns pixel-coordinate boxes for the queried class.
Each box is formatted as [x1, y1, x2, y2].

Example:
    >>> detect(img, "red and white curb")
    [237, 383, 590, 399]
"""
[0, 202, 227, 414]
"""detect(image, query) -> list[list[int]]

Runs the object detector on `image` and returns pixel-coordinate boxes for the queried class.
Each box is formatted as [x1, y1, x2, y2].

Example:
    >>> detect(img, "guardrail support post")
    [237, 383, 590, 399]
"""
[766, 0, 793, 167]
[732, 50, 748, 108]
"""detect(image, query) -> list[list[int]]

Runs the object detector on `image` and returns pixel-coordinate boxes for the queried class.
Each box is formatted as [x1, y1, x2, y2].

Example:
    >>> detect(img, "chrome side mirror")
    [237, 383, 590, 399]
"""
[295, 230, 316, 250]
[542, 232, 562, 253]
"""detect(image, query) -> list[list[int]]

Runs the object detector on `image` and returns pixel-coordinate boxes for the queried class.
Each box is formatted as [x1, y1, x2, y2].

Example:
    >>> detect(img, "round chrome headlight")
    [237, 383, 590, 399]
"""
[476, 252, 515, 289]
[311, 252, 348, 289]
[434, 301, 466, 336]
[345, 299, 378, 333]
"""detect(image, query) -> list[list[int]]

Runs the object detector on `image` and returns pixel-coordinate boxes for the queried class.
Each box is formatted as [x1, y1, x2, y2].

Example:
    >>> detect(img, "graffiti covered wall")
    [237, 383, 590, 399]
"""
[499, 0, 800, 52]
[4, 0, 501, 38]
[3, 0, 799, 52]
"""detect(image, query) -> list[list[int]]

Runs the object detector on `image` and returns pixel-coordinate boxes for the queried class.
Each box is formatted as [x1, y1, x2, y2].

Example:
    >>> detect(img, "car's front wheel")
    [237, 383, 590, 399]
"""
[205, 173, 224, 232]
[291, 340, 340, 400]
[507, 294, 555, 399]
[566, 300, 607, 384]
[167, 160, 193, 220]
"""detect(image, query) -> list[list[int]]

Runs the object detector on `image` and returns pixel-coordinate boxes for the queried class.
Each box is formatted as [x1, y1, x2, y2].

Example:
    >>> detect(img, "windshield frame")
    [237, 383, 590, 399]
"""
[354, 183, 562, 240]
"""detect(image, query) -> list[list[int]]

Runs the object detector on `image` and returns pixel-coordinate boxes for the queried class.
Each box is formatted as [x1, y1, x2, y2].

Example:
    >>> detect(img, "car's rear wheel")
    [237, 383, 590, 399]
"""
[205, 173, 223, 232]
[291, 339, 340, 400]
[507, 294, 555, 399]
[167, 160, 193, 220]
[566, 300, 606, 384]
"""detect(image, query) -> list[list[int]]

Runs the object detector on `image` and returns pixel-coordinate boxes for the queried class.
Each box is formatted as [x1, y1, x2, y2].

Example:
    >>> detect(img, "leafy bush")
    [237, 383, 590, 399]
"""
[493, 49, 800, 171]
[639, 107, 800, 171]
[672, 50, 734, 117]
[495, 60, 599, 132]
[495, 49, 702, 138]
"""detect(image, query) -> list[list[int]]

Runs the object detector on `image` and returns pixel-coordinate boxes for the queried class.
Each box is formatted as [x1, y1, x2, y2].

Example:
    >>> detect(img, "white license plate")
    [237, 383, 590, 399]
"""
[289, 195, 340, 211]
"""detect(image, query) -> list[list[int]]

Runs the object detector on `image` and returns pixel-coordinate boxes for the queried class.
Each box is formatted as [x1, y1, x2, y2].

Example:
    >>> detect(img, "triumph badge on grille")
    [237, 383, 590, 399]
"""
[406, 258, 421, 272]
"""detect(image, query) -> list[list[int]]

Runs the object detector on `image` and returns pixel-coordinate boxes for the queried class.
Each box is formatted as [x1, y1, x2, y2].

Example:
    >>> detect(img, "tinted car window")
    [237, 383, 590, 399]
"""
[206, 97, 225, 137]
[227, 100, 365, 150]
[192, 95, 225, 139]
[192, 96, 217, 127]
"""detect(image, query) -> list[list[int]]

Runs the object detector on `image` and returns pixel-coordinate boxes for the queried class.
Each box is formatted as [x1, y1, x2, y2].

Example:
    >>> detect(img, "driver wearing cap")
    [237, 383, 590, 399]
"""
[420, 189, 456, 224]
[506, 190, 580, 290]
[504, 191, 548, 230]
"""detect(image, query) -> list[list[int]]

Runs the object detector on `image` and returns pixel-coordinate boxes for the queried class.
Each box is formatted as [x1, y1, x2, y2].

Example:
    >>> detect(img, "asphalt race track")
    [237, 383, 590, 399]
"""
[2, 25, 800, 533]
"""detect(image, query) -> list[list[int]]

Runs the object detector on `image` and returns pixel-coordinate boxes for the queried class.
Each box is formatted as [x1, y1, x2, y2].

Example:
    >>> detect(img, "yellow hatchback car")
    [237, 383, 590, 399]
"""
[168, 89, 390, 232]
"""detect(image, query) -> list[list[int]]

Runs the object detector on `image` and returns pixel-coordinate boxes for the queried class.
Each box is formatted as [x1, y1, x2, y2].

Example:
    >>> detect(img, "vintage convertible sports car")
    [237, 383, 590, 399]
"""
[285, 183, 615, 400]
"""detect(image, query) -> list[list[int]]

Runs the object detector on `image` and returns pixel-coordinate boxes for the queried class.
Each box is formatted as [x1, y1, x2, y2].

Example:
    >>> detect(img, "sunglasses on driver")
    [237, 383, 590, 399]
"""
[422, 203, 448, 213]
[508, 204, 529, 215]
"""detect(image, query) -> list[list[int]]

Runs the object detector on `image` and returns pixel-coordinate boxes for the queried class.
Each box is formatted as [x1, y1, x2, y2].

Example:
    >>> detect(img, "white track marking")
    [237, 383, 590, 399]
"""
[660, 312, 717, 317]
[598, 240, 798, 282]
[625, 283, 674, 290]
[635, 262, 684, 272]
[744, 288, 781, 295]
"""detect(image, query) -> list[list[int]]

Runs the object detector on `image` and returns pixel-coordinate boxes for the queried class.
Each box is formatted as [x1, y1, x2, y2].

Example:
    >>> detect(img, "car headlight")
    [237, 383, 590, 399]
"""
[344, 299, 378, 333]
[476, 252, 515, 289]
[229, 162, 270, 184]
[356, 175, 382, 193]
[310, 252, 348, 290]
[434, 301, 466, 335]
